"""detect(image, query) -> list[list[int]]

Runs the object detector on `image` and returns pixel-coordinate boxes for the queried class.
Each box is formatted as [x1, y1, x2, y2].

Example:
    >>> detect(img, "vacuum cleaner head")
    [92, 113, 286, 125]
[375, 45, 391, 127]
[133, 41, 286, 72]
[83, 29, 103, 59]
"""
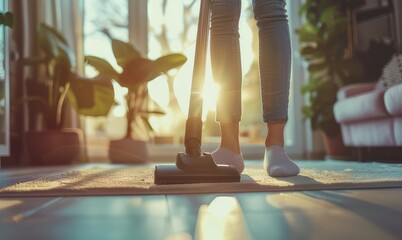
[154, 153, 240, 185]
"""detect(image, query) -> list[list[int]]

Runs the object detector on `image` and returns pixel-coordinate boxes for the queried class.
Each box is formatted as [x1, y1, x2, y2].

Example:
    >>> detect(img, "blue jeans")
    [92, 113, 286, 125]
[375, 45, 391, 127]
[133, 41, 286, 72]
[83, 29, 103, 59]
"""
[210, 0, 291, 123]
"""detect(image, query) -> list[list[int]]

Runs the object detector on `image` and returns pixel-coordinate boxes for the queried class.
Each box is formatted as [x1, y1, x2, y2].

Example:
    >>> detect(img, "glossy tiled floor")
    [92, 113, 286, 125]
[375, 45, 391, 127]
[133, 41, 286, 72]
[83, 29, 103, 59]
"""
[1, 166, 402, 240]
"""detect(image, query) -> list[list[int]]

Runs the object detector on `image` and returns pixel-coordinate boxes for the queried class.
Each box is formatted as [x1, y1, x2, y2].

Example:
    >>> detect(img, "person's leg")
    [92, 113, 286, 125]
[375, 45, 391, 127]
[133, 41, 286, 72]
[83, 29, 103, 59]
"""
[209, 0, 244, 173]
[252, 0, 299, 177]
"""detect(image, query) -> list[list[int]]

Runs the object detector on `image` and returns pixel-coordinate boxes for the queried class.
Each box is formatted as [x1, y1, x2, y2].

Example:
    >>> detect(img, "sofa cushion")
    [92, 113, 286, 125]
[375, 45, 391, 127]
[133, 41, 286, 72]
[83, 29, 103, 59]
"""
[384, 83, 402, 116]
[334, 88, 388, 123]
[337, 82, 376, 100]
[340, 119, 395, 146]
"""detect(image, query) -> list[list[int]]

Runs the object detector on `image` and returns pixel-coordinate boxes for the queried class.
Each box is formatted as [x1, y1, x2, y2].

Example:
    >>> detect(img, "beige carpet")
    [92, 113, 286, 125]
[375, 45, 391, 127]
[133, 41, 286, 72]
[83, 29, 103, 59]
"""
[1, 160, 402, 196]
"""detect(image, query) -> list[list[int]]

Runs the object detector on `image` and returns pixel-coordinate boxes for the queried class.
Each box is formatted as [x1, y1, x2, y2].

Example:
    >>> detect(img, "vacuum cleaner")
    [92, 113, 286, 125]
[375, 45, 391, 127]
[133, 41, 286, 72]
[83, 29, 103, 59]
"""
[154, 0, 241, 184]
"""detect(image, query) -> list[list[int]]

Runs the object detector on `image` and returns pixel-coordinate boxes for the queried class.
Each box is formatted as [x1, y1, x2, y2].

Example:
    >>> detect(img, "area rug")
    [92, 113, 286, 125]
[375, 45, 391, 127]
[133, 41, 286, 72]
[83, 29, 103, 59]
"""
[1, 160, 402, 196]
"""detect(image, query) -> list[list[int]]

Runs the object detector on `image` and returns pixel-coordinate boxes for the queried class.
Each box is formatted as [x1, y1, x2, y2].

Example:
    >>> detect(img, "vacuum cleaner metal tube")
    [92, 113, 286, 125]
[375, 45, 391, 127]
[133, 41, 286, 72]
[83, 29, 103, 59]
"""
[184, 0, 210, 157]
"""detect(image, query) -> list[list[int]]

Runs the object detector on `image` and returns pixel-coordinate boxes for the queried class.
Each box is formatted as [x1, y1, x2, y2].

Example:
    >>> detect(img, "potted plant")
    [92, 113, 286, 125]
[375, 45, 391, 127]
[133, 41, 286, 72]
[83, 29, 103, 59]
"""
[295, 0, 365, 157]
[86, 39, 187, 163]
[24, 23, 115, 165]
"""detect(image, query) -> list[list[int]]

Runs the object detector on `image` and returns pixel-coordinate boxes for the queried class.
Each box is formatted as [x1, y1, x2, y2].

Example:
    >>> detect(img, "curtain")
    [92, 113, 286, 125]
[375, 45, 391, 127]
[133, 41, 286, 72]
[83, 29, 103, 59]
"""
[43, 0, 85, 128]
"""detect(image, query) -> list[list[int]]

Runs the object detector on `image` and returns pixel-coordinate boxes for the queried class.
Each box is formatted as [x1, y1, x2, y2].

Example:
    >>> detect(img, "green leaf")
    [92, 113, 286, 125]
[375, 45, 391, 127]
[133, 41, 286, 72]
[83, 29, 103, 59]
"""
[296, 30, 318, 43]
[40, 23, 68, 44]
[308, 62, 328, 73]
[140, 116, 154, 132]
[154, 54, 187, 74]
[0, 12, 14, 28]
[295, 23, 318, 43]
[85, 56, 119, 79]
[118, 58, 157, 89]
[320, 6, 338, 24]
[140, 110, 165, 116]
[118, 54, 187, 89]
[39, 23, 76, 68]
[112, 39, 141, 67]
[326, 18, 347, 43]
[301, 105, 314, 119]
[300, 45, 317, 56]
[68, 75, 115, 116]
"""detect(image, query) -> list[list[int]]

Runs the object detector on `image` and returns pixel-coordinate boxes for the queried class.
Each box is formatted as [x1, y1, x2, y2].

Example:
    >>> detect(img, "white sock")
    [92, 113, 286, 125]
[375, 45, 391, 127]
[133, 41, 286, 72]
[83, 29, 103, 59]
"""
[210, 147, 244, 173]
[264, 145, 299, 177]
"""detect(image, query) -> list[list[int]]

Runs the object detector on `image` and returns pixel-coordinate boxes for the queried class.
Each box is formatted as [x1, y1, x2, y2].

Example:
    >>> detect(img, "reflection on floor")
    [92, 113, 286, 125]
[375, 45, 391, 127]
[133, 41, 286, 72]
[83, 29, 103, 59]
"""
[1, 164, 402, 240]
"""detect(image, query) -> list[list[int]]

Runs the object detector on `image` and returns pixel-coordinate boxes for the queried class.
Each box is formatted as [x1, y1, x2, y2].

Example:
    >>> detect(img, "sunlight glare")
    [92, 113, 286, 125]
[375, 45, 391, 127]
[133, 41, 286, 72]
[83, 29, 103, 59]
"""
[202, 79, 219, 114]
[148, 75, 169, 108]
[112, 105, 126, 118]
[0, 200, 22, 210]
[149, 108, 174, 134]
[165, 233, 192, 240]
[194, 197, 252, 240]
[111, 81, 128, 118]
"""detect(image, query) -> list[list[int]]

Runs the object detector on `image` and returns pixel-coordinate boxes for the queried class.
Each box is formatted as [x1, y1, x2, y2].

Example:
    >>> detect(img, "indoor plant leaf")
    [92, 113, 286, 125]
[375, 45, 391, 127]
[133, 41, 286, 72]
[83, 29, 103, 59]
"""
[300, 45, 318, 57]
[308, 62, 328, 73]
[68, 75, 115, 116]
[112, 39, 141, 67]
[0, 12, 14, 28]
[118, 54, 187, 89]
[118, 58, 157, 89]
[39, 24, 76, 68]
[85, 56, 120, 79]
[139, 110, 165, 132]
[295, 23, 318, 42]
[140, 116, 154, 132]
[153, 54, 188, 74]
[319, 6, 338, 24]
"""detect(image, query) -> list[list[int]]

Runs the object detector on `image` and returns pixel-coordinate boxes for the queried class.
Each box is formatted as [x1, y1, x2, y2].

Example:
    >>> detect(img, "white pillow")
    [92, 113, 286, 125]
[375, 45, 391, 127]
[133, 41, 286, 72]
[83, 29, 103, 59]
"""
[375, 54, 402, 89]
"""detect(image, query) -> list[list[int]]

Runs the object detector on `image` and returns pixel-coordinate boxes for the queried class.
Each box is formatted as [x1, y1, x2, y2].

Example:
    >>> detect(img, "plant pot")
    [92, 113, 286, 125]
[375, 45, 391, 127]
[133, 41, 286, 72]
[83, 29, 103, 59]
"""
[108, 138, 148, 164]
[26, 128, 84, 165]
[321, 131, 351, 160]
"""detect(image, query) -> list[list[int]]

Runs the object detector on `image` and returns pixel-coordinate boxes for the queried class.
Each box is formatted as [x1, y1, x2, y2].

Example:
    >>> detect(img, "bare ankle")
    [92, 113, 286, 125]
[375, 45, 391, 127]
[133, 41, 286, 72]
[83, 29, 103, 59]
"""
[220, 122, 241, 154]
[265, 140, 284, 148]
[266, 123, 286, 148]
[220, 144, 241, 154]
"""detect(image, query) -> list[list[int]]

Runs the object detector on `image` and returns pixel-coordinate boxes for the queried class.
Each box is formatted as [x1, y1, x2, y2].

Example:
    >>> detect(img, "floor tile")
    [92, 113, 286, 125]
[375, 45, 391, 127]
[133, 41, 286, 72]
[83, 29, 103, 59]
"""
[42, 196, 170, 217]
[1, 216, 169, 240]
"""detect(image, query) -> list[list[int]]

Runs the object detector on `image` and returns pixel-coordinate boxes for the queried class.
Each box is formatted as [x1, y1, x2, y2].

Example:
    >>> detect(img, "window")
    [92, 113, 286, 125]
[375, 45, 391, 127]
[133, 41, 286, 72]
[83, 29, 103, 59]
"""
[83, 0, 304, 161]
[83, 0, 129, 160]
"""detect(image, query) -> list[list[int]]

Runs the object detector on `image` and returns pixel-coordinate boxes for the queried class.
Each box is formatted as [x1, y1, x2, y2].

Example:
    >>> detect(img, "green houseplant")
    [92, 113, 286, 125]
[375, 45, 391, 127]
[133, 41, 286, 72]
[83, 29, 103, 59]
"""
[86, 39, 187, 163]
[295, 0, 365, 156]
[24, 24, 115, 165]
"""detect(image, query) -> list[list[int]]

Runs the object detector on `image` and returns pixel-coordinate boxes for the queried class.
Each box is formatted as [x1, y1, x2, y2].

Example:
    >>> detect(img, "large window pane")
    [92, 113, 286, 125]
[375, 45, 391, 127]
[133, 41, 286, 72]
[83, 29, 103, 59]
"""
[83, 0, 129, 160]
